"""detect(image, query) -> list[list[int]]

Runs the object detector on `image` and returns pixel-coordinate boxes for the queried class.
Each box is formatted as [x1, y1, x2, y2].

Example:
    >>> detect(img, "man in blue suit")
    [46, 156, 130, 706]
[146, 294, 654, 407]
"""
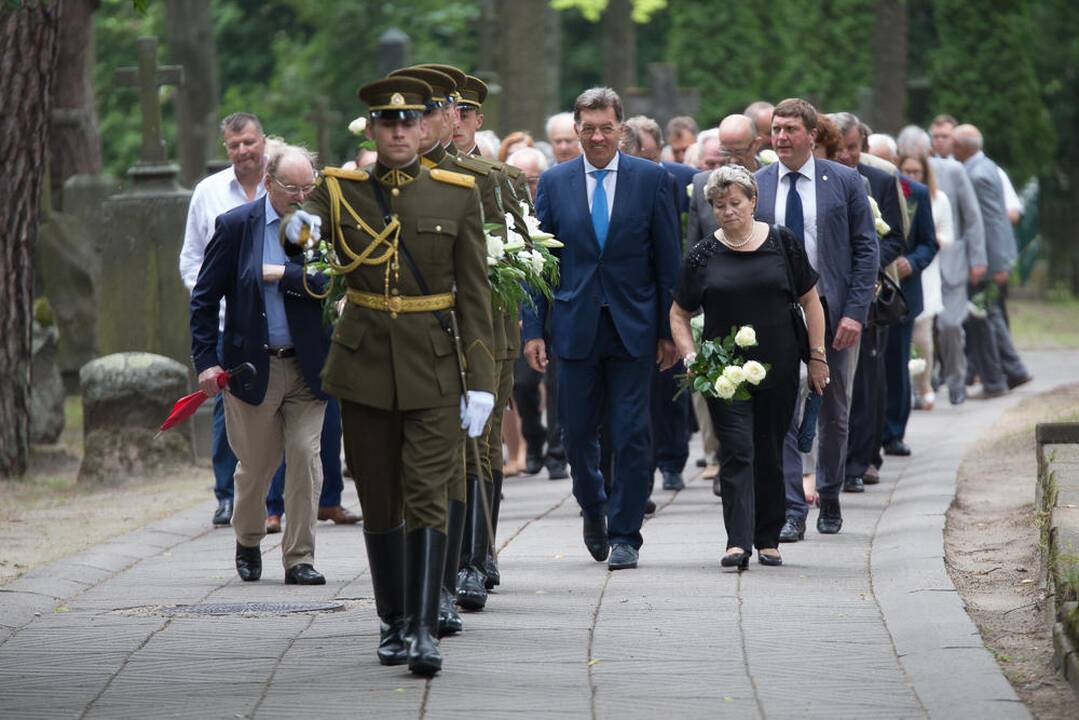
[753, 98, 879, 538]
[522, 87, 682, 570]
[882, 175, 937, 452]
[190, 144, 331, 585]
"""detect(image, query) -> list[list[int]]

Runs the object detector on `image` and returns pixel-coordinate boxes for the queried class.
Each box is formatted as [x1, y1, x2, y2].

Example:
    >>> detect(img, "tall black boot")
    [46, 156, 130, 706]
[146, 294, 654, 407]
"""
[363, 525, 408, 666]
[406, 527, 446, 676]
[484, 472, 503, 590]
[439, 499, 465, 637]
[456, 475, 489, 610]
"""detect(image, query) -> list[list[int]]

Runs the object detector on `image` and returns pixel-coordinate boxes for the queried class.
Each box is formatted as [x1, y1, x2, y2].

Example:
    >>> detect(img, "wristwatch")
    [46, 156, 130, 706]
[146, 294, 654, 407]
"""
[810, 345, 826, 357]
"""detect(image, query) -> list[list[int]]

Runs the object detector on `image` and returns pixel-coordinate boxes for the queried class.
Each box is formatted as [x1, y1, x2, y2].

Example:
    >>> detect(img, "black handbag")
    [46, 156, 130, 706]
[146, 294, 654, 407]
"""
[868, 270, 910, 327]
[773, 226, 810, 364]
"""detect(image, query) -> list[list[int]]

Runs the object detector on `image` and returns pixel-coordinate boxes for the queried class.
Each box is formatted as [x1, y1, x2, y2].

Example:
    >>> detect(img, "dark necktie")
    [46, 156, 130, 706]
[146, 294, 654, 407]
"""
[785, 172, 804, 243]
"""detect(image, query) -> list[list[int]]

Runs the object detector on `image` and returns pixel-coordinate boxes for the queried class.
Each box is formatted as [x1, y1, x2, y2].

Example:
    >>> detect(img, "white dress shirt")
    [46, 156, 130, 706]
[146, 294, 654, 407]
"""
[179, 165, 266, 330]
[774, 155, 819, 270]
[583, 152, 619, 219]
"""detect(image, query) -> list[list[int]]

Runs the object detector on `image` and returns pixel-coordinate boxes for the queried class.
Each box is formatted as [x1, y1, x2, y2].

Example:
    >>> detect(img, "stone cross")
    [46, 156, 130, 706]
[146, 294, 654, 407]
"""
[114, 36, 183, 166]
[305, 96, 341, 168]
[624, 63, 699, 132]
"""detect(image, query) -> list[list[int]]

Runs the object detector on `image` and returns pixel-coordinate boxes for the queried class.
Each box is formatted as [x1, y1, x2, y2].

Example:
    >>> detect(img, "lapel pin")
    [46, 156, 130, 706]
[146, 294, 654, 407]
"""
[822, 175, 828, 181]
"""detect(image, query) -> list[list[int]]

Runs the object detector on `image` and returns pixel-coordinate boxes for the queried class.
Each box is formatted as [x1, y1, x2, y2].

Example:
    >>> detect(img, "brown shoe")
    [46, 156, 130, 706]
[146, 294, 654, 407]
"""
[265, 515, 282, 534]
[318, 505, 360, 524]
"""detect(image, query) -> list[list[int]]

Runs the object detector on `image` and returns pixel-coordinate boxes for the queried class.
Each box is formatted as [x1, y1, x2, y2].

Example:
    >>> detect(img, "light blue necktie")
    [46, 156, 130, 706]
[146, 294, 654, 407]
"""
[591, 169, 609, 250]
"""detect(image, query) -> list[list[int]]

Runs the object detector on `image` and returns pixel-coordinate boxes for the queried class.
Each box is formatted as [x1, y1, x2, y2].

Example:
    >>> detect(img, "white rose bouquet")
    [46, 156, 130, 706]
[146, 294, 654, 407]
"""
[679, 324, 769, 402]
[484, 204, 561, 311]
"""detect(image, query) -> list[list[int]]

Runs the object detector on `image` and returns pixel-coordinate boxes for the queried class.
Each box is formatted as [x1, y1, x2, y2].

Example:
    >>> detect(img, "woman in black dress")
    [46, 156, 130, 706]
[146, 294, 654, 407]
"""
[670, 165, 828, 568]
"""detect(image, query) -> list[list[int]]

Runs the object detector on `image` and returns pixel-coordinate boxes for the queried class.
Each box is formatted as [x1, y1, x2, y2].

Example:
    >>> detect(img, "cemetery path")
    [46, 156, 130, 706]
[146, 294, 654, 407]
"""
[0, 350, 1076, 719]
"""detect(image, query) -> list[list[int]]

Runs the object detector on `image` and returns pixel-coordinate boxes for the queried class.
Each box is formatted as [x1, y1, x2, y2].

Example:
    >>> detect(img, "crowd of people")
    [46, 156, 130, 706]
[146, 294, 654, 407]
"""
[179, 65, 1030, 676]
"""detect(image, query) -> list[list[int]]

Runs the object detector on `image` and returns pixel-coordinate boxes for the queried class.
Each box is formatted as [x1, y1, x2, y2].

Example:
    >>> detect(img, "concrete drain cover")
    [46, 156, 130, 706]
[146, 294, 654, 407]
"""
[159, 601, 344, 616]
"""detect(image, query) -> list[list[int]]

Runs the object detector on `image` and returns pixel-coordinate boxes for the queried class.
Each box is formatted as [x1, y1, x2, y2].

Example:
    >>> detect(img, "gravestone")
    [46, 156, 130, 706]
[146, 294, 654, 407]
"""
[305, 96, 340, 168]
[30, 317, 65, 445]
[624, 63, 699, 133]
[377, 27, 410, 76]
[97, 37, 193, 369]
[78, 352, 192, 484]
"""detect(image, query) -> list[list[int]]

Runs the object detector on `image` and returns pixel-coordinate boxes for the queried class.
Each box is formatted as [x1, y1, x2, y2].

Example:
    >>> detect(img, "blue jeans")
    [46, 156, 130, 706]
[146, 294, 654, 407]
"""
[266, 398, 343, 516]
[212, 392, 238, 501]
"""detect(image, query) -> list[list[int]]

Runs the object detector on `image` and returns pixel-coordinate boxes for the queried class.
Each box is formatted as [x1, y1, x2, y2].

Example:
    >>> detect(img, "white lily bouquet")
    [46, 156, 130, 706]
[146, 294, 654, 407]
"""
[485, 202, 563, 311]
[680, 324, 768, 402]
[297, 225, 350, 326]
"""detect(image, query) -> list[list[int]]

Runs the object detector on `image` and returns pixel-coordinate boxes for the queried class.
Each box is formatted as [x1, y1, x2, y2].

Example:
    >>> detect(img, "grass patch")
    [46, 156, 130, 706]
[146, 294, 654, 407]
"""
[1010, 296, 1079, 349]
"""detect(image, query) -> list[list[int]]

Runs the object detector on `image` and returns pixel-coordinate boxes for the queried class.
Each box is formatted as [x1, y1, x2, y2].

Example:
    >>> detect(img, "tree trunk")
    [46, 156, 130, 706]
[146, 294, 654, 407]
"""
[48, 0, 100, 210]
[166, 0, 219, 187]
[0, 1, 63, 477]
[494, 0, 558, 139]
[870, 0, 908, 134]
[602, 0, 636, 97]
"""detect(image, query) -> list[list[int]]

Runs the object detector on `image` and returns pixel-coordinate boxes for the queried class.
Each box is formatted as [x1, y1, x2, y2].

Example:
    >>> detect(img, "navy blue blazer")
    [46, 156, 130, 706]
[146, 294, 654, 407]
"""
[897, 178, 938, 319]
[858, 162, 905, 268]
[190, 198, 331, 405]
[661, 161, 697, 215]
[522, 152, 682, 360]
[755, 158, 879, 329]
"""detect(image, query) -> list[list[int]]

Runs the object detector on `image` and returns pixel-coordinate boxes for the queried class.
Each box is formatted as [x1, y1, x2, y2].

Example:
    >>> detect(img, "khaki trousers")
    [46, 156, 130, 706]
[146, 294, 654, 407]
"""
[692, 392, 718, 460]
[224, 357, 325, 570]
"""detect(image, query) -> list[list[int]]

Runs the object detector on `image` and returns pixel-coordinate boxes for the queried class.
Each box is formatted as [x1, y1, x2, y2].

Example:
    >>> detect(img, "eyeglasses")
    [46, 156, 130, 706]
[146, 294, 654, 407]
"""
[272, 175, 317, 195]
[578, 124, 619, 137]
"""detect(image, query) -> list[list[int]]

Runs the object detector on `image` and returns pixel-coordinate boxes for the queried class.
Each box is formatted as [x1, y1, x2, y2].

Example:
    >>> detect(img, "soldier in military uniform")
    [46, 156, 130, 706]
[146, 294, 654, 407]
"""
[391, 65, 532, 617]
[282, 76, 495, 677]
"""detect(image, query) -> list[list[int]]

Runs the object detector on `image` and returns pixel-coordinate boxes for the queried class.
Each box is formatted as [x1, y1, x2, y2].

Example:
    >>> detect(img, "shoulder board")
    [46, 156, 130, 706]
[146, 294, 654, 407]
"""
[430, 168, 476, 189]
[451, 155, 493, 176]
[323, 167, 369, 181]
[501, 164, 524, 178]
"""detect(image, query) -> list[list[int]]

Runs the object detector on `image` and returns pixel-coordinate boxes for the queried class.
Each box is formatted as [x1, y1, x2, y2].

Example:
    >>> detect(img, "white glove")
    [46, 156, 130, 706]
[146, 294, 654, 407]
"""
[460, 391, 495, 438]
[284, 210, 322, 245]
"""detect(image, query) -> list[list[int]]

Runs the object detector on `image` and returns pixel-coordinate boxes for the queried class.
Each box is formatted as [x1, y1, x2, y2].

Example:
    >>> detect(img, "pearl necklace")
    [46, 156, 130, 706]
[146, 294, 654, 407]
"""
[719, 223, 755, 248]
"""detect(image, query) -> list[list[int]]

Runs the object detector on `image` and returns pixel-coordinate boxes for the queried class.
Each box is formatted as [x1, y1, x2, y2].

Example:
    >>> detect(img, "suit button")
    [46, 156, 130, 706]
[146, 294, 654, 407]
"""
[435, 224, 442, 232]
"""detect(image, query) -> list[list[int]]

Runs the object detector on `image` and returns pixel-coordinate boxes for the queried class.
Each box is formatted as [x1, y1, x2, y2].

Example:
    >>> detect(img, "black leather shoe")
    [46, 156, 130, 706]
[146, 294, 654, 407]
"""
[439, 500, 466, 636]
[456, 477, 489, 611]
[524, 454, 544, 475]
[483, 471, 503, 590]
[662, 471, 684, 491]
[843, 476, 865, 493]
[883, 440, 911, 457]
[546, 458, 569, 480]
[1007, 374, 1033, 390]
[213, 498, 233, 526]
[758, 550, 783, 567]
[644, 499, 657, 515]
[817, 497, 843, 534]
[720, 549, 750, 569]
[608, 543, 638, 570]
[778, 517, 805, 543]
[583, 513, 609, 561]
[364, 525, 408, 666]
[438, 588, 463, 637]
[235, 542, 261, 581]
[285, 563, 326, 585]
[949, 387, 966, 405]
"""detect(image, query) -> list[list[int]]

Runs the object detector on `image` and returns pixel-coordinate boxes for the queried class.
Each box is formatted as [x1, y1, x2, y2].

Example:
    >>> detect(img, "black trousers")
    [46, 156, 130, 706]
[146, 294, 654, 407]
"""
[707, 375, 797, 551]
[846, 324, 888, 478]
[513, 352, 564, 461]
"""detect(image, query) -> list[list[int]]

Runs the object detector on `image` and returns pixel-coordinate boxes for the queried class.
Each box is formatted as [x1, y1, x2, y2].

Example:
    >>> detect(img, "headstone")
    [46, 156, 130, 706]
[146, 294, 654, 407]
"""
[34, 210, 101, 393]
[305, 96, 341, 168]
[377, 27, 410, 76]
[98, 37, 193, 369]
[78, 352, 192, 484]
[623, 63, 700, 133]
[30, 319, 65, 445]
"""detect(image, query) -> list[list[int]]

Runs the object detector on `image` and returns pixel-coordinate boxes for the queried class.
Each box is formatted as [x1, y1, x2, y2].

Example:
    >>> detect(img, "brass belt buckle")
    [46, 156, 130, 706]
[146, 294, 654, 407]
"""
[387, 295, 404, 314]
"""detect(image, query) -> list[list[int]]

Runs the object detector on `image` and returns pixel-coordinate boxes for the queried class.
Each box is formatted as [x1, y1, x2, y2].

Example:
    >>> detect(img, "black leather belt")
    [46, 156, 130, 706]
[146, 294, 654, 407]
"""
[266, 346, 296, 358]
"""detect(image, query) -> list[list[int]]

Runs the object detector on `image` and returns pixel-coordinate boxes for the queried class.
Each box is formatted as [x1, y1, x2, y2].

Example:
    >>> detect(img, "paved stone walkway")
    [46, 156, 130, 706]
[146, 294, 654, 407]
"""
[2, 350, 1076, 719]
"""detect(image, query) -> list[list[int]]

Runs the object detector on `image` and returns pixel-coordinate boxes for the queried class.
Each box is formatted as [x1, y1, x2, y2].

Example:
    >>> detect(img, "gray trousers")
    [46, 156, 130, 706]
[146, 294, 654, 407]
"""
[937, 283, 968, 394]
[783, 327, 859, 521]
[964, 283, 1028, 392]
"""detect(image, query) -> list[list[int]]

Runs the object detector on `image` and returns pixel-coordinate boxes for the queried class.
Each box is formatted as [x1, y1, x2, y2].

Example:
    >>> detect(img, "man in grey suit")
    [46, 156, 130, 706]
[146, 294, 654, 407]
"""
[686, 115, 761, 247]
[754, 98, 879, 537]
[952, 124, 1031, 396]
[897, 125, 988, 405]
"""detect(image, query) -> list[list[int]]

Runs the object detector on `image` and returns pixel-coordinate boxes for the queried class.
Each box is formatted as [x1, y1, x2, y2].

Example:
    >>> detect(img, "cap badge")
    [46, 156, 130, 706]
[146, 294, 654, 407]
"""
[390, 93, 405, 106]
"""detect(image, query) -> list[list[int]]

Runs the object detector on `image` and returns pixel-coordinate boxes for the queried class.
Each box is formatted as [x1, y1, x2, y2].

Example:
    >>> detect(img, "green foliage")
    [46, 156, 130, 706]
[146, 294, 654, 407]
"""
[550, 0, 667, 23]
[667, 0, 874, 129]
[927, 0, 1053, 185]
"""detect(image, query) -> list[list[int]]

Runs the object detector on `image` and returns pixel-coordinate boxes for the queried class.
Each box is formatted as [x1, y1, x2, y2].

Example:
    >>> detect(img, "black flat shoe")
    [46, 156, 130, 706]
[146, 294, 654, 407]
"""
[583, 513, 609, 562]
[284, 563, 326, 585]
[607, 543, 638, 570]
[235, 542, 261, 581]
[817, 497, 843, 535]
[758, 550, 783, 567]
[883, 440, 911, 457]
[213, 498, 233, 526]
[720, 549, 750, 570]
[778, 518, 805, 543]
[843, 476, 865, 493]
[524, 454, 544, 475]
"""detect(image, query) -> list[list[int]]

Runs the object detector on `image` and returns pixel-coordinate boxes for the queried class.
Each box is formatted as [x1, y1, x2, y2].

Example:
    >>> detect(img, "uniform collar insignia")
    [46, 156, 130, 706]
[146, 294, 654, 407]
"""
[376, 159, 420, 188]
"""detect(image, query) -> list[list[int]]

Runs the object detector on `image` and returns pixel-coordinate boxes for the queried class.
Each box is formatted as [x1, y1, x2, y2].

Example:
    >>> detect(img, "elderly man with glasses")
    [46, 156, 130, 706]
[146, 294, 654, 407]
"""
[190, 143, 332, 586]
